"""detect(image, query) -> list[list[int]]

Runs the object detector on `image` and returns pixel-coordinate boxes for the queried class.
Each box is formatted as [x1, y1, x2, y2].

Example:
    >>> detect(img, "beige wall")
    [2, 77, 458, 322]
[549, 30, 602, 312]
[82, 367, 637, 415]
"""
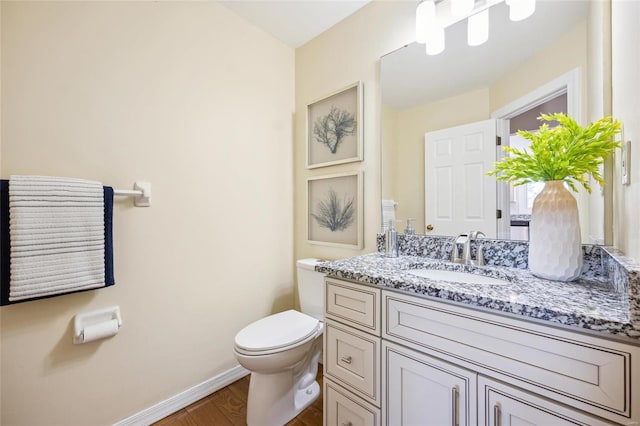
[295, 1, 416, 261]
[612, 0, 640, 261]
[0, 2, 294, 425]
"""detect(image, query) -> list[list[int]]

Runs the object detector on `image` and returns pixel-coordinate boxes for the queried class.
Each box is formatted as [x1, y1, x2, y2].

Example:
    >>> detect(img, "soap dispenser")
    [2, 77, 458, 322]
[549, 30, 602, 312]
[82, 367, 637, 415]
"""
[404, 218, 415, 235]
[385, 220, 399, 258]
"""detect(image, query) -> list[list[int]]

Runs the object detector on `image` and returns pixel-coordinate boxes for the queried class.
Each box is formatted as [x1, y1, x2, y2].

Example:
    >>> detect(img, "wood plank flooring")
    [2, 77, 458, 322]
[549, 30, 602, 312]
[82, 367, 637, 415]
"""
[153, 365, 323, 426]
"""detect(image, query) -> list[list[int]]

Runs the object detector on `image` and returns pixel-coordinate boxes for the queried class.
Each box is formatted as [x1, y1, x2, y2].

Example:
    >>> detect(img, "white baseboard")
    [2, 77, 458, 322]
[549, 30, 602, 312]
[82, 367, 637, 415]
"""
[113, 365, 250, 426]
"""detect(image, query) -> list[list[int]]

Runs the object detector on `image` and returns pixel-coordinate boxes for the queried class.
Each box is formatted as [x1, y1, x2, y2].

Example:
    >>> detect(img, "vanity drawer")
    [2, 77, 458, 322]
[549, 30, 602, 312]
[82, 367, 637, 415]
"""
[324, 319, 381, 407]
[324, 378, 380, 426]
[383, 291, 631, 418]
[325, 278, 381, 335]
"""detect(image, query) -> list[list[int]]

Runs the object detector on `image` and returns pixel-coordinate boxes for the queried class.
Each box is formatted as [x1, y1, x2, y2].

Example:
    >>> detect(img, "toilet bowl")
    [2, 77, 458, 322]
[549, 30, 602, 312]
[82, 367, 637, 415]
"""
[233, 259, 325, 426]
[234, 310, 324, 426]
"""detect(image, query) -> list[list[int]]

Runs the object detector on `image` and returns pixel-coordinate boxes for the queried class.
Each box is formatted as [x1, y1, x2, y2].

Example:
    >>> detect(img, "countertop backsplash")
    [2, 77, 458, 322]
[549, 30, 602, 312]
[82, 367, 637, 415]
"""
[377, 233, 613, 281]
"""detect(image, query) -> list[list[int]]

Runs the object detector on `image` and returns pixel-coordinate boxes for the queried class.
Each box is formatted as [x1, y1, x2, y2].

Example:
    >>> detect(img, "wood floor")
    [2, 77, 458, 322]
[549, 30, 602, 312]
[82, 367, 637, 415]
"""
[153, 365, 323, 426]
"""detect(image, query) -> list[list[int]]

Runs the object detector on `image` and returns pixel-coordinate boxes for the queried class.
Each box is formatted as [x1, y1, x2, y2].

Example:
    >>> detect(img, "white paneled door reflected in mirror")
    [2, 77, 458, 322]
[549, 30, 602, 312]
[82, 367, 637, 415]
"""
[380, 0, 610, 244]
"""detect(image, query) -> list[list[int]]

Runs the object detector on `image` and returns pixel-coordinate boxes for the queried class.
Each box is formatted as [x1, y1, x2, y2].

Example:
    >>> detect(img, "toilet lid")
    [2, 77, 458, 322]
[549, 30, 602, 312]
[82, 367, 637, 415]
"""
[235, 310, 320, 353]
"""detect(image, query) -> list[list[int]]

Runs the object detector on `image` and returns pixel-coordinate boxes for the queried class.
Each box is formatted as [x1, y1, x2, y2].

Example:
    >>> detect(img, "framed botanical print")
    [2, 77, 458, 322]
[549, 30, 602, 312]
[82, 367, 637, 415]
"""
[306, 82, 363, 169]
[307, 171, 363, 249]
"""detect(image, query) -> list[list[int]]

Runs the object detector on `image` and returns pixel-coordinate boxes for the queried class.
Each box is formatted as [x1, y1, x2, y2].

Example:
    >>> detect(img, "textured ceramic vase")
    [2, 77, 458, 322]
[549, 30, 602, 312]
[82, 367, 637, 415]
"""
[528, 180, 582, 281]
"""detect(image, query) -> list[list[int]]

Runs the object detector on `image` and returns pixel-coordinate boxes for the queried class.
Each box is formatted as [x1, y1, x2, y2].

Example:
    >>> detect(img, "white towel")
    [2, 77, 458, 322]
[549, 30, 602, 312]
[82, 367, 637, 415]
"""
[9, 175, 105, 301]
[381, 199, 397, 233]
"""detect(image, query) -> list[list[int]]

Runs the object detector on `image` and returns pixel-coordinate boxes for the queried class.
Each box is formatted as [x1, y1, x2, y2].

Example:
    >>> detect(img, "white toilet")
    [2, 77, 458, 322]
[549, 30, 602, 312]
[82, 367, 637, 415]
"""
[233, 259, 325, 426]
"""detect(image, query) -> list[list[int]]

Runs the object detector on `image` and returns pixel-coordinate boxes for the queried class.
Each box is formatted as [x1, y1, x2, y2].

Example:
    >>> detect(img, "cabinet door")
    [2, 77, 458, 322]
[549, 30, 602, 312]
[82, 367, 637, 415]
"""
[479, 377, 615, 426]
[383, 341, 476, 426]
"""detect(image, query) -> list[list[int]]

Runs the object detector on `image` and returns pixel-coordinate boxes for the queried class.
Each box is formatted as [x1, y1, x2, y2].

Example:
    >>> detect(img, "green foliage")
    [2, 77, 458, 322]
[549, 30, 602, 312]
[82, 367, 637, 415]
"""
[487, 113, 622, 193]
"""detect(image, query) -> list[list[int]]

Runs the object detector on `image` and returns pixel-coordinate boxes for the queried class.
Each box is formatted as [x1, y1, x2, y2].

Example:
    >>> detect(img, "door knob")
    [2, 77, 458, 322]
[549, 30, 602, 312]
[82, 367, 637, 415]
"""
[426, 224, 434, 231]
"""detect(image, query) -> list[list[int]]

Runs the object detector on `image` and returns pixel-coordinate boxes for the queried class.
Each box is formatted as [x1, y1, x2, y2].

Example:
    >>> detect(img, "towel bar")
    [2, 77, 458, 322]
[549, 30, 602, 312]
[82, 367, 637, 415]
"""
[114, 181, 151, 207]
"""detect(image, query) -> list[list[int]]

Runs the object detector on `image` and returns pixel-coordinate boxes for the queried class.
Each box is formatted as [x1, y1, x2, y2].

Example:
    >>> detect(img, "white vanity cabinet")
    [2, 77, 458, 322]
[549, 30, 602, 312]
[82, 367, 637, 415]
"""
[323, 278, 382, 426]
[382, 290, 637, 426]
[323, 277, 640, 426]
[382, 340, 614, 426]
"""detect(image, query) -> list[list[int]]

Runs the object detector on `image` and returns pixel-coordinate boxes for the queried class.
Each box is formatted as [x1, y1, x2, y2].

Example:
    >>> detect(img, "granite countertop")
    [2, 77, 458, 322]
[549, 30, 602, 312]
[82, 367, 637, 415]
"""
[317, 253, 640, 342]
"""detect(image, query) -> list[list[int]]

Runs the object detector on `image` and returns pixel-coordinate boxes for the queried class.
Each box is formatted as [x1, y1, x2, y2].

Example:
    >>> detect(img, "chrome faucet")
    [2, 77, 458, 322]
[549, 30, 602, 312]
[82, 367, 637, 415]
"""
[450, 234, 466, 263]
[451, 231, 486, 266]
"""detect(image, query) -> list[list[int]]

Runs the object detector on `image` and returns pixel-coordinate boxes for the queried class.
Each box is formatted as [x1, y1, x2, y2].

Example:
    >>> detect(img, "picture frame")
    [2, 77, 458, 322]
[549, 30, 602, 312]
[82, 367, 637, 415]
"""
[306, 81, 363, 169]
[307, 171, 363, 249]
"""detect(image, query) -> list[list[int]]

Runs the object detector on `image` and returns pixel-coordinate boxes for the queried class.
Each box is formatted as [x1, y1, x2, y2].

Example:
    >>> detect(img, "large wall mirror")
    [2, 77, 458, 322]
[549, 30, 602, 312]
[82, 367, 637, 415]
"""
[381, 0, 609, 243]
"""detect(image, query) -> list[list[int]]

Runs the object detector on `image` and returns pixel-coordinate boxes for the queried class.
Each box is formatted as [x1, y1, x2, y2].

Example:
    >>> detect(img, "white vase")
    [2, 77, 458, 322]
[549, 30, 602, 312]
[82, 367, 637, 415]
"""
[528, 180, 582, 281]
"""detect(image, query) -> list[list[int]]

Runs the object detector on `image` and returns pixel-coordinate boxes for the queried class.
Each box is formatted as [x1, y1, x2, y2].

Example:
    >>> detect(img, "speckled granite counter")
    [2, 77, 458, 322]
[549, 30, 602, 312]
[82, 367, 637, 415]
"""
[317, 249, 640, 342]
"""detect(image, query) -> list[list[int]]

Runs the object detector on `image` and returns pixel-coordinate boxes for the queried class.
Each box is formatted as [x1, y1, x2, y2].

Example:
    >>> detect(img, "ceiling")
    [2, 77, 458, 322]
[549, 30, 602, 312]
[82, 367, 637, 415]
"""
[220, 0, 372, 48]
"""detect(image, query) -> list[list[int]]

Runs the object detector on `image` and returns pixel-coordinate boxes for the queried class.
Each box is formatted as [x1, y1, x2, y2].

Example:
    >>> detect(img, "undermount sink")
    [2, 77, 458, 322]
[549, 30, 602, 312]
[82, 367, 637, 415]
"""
[408, 269, 511, 286]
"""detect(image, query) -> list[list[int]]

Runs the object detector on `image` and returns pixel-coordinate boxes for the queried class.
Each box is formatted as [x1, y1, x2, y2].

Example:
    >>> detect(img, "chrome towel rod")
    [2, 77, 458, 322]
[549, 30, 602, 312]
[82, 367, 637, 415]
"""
[114, 189, 142, 196]
[114, 181, 151, 207]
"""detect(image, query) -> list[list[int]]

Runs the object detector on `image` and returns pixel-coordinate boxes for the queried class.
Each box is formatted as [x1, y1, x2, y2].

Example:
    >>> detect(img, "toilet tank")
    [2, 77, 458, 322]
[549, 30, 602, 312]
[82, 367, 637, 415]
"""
[297, 259, 326, 321]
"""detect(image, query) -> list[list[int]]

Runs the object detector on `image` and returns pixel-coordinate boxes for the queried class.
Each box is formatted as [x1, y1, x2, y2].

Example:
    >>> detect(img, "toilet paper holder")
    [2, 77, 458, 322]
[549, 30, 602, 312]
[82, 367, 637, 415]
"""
[73, 306, 123, 344]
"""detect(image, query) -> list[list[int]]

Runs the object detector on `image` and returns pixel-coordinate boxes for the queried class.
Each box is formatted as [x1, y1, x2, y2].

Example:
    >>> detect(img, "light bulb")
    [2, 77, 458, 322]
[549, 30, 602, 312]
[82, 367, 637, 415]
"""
[416, 0, 436, 44]
[426, 26, 445, 55]
[451, 0, 474, 17]
[467, 9, 489, 46]
[506, 0, 535, 21]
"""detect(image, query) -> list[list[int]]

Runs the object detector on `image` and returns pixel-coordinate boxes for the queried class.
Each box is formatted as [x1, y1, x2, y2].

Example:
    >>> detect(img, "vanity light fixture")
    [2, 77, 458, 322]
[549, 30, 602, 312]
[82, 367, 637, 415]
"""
[467, 8, 489, 46]
[506, 0, 536, 21]
[415, 0, 432, 43]
[416, 0, 536, 55]
[416, 0, 446, 55]
[426, 26, 446, 55]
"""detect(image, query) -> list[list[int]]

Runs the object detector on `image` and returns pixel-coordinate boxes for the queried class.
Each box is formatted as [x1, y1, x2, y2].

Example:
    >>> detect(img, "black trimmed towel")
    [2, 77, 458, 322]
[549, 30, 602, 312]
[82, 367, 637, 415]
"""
[0, 176, 115, 305]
